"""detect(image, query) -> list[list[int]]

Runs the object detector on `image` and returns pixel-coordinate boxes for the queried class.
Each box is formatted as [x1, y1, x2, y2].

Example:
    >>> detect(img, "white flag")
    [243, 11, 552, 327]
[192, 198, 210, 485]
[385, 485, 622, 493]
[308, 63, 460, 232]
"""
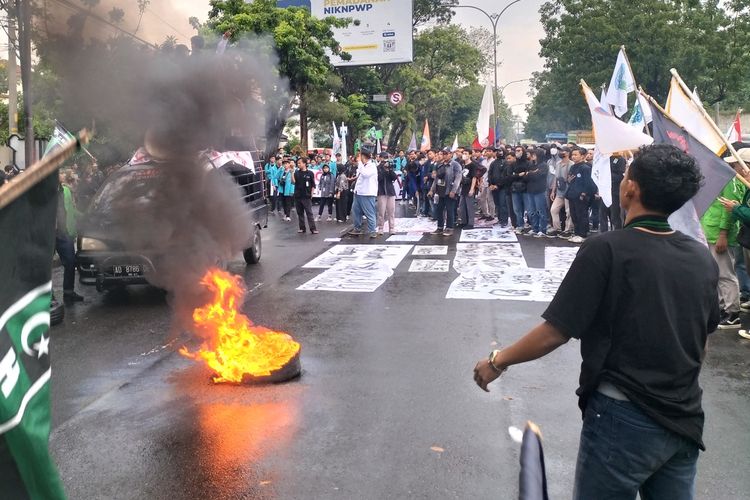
[665, 76, 725, 155]
[600, 88, 612, 115]
[332, 122, 341, 155]
[605, 48, 636, 117]
[627, 93, 652, 130]
[476, 83, 495, 147]
[340, 122, 348, 160]
[451, 135, 458, 152]
[583, 80, 653, 154]
[591, 148, 612, 208]
[408, 132, 417, 151]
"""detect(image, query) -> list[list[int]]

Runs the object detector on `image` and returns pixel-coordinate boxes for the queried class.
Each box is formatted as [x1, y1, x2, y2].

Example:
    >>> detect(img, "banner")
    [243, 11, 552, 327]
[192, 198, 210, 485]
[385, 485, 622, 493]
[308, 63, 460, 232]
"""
[307, 0, 413, 66]
[0, 172, 67, 498]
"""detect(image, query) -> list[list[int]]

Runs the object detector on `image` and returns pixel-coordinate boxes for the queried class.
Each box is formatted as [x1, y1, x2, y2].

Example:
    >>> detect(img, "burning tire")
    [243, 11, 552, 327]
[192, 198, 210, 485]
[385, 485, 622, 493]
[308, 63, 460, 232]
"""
[243, 228, 261, 264]
[239, 349, 301, 384]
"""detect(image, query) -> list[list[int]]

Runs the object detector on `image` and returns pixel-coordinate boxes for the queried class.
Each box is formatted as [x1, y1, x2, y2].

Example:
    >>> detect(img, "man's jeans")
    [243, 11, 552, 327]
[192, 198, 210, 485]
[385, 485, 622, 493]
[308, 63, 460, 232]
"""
[351, 194, 377, 233]
[492, 187, 509, 225]
[573, 392, 699, 500]
[55, 235, 76, 291]
[526, 191, 548, 233]
[511, 192, 526, 227]
[732, 245, 750, 298]
[435, 195, 456, 230]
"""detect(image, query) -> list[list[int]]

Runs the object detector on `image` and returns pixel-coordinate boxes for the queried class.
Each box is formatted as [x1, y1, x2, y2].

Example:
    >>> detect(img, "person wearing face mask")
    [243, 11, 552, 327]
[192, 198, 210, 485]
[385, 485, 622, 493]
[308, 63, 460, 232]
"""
[428, 149, 462, 236]
[457, 151, 478, 229]
[510, 145, 531, 233]
[550, 147, 574, 237]
[525, 148, 551, 237]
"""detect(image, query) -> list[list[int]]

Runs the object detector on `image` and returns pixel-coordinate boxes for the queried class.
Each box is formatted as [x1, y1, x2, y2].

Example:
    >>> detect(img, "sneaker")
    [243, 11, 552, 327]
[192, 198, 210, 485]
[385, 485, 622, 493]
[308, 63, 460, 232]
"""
[349, 229, 364, 235]
[544, 232, 555, 238]
[591, 227, 599, 233]
[311, 230, 319, 234]
[430, 228, 444, 235]
[738, 329, 750, 340]
[297, 229, 306, 233]
[63, 291, 84, 303]
[314, 215, 321, 222]
[442, 229, 453, 236]
[514, 227, 523, 234]
[558, 231, 572, 239]
[326, 216, 333, 222]
[547, 229, 561, 237]
[568, 235, 585, 244]
[285, 217, 291, 222]
[377, 231, 383, 236]
[718, 312, 741, 329]
[741, 301, 750, 312]
[521, 226, 533, 234]
[533, 231, 545, 238]
[370, 233, 378, 238]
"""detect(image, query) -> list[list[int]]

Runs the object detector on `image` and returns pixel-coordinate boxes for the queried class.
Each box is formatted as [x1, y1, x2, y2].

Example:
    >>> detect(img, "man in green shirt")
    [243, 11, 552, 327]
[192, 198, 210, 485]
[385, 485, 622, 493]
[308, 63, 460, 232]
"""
[701, 176, 745, 328]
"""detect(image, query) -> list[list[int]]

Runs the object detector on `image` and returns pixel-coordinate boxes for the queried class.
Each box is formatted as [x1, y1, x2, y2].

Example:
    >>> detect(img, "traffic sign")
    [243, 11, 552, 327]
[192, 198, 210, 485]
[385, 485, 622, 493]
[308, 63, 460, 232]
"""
[388, 91, 403, 105]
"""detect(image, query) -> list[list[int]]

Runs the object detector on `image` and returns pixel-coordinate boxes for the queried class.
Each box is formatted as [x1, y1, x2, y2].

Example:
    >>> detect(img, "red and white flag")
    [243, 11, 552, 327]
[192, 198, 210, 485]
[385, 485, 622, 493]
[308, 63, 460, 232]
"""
[726, 111, 743, 143]
[475, 83, 495, 148]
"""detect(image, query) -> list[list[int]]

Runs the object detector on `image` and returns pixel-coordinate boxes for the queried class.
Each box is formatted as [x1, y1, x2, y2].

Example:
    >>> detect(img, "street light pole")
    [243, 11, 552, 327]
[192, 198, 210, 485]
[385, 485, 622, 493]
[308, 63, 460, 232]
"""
[454, 1, 523, 145]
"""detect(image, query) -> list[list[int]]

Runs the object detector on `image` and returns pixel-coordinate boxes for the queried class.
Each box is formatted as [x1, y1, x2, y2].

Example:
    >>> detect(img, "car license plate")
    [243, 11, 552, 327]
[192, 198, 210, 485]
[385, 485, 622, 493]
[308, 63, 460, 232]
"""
[112, 265, 143, 277]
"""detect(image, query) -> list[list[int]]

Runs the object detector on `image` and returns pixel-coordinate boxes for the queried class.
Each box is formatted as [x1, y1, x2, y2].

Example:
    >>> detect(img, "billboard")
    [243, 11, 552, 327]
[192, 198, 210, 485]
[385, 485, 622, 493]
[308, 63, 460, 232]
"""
[279, 1, 414, 66]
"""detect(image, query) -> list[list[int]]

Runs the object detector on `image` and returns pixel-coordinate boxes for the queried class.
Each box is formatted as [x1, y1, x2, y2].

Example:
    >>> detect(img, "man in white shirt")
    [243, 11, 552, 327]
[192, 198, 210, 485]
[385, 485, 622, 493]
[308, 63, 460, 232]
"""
[349, 149, 379, 238]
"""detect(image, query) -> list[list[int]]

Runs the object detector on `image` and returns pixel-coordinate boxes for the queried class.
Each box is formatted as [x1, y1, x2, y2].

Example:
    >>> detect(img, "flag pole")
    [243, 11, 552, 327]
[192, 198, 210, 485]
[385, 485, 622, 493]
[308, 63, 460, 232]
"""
[669, 68, 748, 171]
[621, 45, 651, 137]
[641, 90, 750, 190]
[0, 129, 92, 210]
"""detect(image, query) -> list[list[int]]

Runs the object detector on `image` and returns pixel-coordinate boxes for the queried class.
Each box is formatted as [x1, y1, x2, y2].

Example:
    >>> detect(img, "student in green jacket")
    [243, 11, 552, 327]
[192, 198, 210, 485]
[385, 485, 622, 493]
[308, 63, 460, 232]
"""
[702, 176, 745, 328]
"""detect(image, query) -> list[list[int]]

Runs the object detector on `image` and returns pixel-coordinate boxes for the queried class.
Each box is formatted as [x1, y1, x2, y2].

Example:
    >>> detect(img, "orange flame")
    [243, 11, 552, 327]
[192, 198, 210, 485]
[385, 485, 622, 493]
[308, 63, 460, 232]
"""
[179, 268, 300, 383]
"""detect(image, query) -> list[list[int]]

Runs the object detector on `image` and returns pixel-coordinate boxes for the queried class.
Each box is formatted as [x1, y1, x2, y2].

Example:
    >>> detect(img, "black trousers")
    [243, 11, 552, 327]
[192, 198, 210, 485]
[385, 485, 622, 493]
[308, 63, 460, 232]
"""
[507, 190, 517, 227]
[569, 197, 590, 237]
[336, 191, 349, 221]
[282, 195, 293, 217]
[295, 197, 316, 231]
[599, 195, 623, 232]
[55, 235, 76, 291]
[318, 196, 334, 216]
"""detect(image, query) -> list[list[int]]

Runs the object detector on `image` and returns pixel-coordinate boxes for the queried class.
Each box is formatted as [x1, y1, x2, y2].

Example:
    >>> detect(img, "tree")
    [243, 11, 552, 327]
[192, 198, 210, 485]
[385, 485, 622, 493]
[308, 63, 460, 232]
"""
[525, 0, 750, 141]
[413, 0, 457, 27]
[207, 0, 350, 153]
[383, 25, 484, 149]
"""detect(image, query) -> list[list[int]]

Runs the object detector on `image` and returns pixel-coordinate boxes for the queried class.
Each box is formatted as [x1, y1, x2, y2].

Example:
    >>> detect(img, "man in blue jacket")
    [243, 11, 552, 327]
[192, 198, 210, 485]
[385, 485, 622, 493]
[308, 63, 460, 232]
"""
[565, 147, 597, 243]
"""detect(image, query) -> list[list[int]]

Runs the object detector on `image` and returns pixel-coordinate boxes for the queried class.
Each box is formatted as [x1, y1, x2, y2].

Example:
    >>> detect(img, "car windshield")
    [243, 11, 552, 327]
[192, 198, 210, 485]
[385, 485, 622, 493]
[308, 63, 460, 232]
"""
[90, 167, 163, 214]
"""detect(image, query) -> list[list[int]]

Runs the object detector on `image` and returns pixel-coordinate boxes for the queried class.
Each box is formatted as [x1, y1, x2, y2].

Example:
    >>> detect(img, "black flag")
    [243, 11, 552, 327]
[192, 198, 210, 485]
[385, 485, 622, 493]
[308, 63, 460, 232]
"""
[649, 101, 736, 216]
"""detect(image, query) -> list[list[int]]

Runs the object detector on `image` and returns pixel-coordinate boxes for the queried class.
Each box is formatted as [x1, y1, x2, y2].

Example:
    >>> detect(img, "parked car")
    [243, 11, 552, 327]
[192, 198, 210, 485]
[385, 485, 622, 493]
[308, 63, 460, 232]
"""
[76, 149, 268, 292]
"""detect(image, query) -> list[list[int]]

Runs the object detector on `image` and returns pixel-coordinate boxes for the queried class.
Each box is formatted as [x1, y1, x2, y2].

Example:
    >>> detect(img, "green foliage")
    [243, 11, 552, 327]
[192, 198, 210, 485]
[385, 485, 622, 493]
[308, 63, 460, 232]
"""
[413, 0, 457, 27]
[525, 0, 750, 141]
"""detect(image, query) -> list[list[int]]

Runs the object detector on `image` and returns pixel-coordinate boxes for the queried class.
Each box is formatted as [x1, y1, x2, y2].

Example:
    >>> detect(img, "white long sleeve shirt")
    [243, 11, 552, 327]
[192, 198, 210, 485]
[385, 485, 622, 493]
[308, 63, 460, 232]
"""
[354, 159, 378, 196]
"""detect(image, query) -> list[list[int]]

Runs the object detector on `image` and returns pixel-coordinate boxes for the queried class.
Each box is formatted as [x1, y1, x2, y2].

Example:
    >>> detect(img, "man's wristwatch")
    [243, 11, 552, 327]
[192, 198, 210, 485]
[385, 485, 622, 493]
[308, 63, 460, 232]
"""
[488, 349, 506, 374]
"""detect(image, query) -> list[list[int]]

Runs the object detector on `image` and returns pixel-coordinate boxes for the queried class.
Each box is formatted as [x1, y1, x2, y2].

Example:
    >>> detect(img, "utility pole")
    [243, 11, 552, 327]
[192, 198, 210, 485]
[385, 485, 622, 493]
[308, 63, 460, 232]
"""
[454, 1, 523, 146]
[17, 0, 34, 166]
[7, 6, 18, 135]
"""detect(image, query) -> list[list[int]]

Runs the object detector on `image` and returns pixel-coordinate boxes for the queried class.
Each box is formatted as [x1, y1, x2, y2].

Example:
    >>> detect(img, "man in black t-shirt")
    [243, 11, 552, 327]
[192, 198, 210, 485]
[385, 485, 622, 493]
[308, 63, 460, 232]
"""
[474, 144, 719, 500]
[291, 158, 318, 234]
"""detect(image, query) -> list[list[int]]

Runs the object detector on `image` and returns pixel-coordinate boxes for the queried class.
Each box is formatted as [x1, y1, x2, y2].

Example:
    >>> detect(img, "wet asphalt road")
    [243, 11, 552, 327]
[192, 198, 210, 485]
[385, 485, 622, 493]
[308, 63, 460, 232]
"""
[49, 207, 750, 500]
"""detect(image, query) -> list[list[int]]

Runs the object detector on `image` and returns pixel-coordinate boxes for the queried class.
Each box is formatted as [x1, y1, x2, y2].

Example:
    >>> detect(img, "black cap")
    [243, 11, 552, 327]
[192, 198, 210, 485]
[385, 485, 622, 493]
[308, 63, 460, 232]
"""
[441, 147, 452, 153]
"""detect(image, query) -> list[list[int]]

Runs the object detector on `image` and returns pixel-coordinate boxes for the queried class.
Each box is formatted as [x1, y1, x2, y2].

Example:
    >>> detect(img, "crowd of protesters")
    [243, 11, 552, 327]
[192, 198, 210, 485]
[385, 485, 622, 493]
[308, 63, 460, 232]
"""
[264, 142, 627, 242]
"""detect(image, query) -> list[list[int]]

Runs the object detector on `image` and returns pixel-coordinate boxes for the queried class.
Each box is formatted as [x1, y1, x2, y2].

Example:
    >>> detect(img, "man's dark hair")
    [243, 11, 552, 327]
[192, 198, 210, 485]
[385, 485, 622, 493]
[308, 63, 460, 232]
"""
[629, 144, 703, 214]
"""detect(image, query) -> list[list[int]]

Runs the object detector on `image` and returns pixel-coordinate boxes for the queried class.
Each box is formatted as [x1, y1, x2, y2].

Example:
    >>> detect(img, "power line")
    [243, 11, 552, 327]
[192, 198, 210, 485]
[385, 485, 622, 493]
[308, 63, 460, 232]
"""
[47, 0, 157, 48]
[145, 7, 190, 40]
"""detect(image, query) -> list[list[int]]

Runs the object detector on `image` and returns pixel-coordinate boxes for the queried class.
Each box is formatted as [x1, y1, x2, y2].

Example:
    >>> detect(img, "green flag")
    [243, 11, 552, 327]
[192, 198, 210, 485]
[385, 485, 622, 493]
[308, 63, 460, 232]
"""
[43, 122, 75, 158]
[0, 170, 67, 499]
